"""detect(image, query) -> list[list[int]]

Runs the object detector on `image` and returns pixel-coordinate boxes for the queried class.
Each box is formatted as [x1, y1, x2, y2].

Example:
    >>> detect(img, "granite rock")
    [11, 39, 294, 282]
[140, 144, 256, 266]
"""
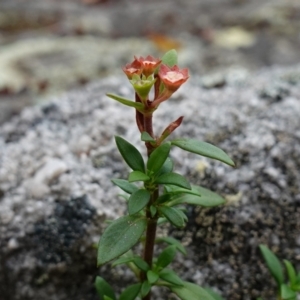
[0, 65, 300, 299]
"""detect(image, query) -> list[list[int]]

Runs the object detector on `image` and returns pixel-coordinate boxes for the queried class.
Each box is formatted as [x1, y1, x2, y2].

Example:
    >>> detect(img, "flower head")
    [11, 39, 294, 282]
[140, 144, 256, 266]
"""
[135, 55, 161, 77]
[158, 64, 189, 92]
[122, 58, 143, 79]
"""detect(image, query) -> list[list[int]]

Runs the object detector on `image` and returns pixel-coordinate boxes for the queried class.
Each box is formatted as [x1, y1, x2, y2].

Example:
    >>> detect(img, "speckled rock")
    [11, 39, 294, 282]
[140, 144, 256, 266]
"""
[0, 64, 300, 300]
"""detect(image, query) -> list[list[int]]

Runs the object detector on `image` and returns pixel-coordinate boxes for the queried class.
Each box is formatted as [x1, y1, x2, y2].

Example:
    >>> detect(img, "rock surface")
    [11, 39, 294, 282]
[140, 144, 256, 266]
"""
[1, 65, 300, 299]
[1, 0, 300, 125]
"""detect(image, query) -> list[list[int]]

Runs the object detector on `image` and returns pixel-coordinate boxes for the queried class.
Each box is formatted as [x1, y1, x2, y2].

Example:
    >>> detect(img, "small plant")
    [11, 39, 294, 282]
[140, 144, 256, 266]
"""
[259, 244, 300, 300]
[95, 50, 234, 300]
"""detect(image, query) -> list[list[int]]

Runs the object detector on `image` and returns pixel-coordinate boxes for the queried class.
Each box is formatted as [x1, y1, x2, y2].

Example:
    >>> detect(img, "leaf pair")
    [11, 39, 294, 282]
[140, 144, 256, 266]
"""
[116, 136, 235, 174]
[259, 245, 300, 300]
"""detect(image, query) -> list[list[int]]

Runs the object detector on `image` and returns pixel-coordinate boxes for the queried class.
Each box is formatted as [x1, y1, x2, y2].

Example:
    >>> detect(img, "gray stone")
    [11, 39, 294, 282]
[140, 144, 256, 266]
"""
[1, 64, 300, 299]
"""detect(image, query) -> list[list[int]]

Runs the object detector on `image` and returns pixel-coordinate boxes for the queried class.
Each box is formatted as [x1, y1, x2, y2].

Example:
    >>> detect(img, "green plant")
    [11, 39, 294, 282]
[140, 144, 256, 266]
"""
[259, 244, 300, 300]
[95, 50, 234, 300]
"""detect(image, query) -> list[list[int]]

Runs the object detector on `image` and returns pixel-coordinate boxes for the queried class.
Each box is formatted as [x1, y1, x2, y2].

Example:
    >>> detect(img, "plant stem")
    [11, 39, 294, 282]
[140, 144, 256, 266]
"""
[144, 114, 155, 156]
[141, 189, 158, 300]
[142, 112, 158, 300]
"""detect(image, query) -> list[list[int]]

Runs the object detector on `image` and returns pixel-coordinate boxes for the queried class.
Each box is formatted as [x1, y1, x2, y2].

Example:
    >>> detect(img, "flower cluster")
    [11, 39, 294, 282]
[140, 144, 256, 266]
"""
[122, 54, 189, 106]
[107, 50, 190, 151]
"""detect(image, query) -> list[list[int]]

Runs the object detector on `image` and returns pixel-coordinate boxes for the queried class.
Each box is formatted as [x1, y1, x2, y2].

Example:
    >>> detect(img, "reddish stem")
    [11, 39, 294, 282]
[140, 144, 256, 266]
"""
[141, 111, 158, 300]
[135, 93, 144, 132]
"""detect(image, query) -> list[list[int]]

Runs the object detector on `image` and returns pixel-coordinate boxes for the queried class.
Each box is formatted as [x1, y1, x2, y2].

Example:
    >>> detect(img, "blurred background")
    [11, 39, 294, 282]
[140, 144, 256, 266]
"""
[0, 0, 299, 124]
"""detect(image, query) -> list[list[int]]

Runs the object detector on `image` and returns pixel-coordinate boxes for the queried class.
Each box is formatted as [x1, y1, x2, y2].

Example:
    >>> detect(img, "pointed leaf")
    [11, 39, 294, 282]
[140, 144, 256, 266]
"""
[156, 236, 187, 255]
[119, 283, 142, 300]
[128, 189, 151, 215]
[95, 276, 116, 300]
[147, 270, 159, 284]
[176, 208, 188, 222]
[128, 171, 150, 182]
[169, 185, 225, 207]
[115, 136, 145, 172]
[98, 215, 147, 265]
[159, 269, 184, 286]
[284, 260, 297, 286]
[165, 184, 201, 196]
[171, 139, 235, 167]
[154, 173, 191, 190]
[159, 206, 185, 228]
[150, 205, 157, 217]
[157, 194, 172, 204]
[156, 245, 177, 269]
[107, 93, 144, 111]
[158, 157, 174, 176]
[280, 284, 297, 299]
[161, 49, 178, 67]
[141, 131, 156, 142]
[259, 245, 284, 285]
[133, 257, 150, 272]
[147, 142, 171, 174]
[203, 288, 225, 300]
[111, 256, 134, 267]
[111, 179, 138, 194]
[171, 282, 215, 300]
[141, 281, 151, 298]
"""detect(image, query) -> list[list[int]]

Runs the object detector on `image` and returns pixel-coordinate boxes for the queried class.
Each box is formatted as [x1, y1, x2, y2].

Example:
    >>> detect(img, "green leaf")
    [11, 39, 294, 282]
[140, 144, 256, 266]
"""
[156, 236, 187, 255]
[111, 179, 138, 194]
[171, 139, 235, 167]
[171, 282, 215, 300]
[158, 217, 168, 225]
[159, 206, 185, 228]
[165, 184, 201, 196]
[203, 287, 225, 300]
[97, 215, 147, 265]
[168, 185, 225, 207]
[284, 260, 297, 286]
[95, 276, 116, 300]
[158, 157, 174, 175]
[111, 256, 134, 267]
[297, 271, 300, 284]
[128, 171, 150, 182]
[141, 132, 156, 142]
[159, 269, 184, 286]
[147, 142, 171, 174]
[176, 208, 188, 222]
[128, 189, 151, 215]
[111, 250, 140, 278]
[119, 283, 142, 300]
[103, 296, 113, 300]
[280, 284, 297, 299]
[115, 136, 145, 172]
[157, 194, 173, 204]
[141, 281, 151, 298]
[150, 205, 157, 217]
[154, 173, 191, 190]
[161, 49, 178, 67]
[259, 245, 284, 286]
[107, 93, 144, 112]
[147, 270, 159, 284]
[156, 245, 177, 269]
[133, 257, 150, 272]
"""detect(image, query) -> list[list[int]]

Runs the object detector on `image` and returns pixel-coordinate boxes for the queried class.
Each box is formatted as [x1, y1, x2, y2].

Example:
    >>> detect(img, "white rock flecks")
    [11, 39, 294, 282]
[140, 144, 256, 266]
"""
[25, 158, 68, 198]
